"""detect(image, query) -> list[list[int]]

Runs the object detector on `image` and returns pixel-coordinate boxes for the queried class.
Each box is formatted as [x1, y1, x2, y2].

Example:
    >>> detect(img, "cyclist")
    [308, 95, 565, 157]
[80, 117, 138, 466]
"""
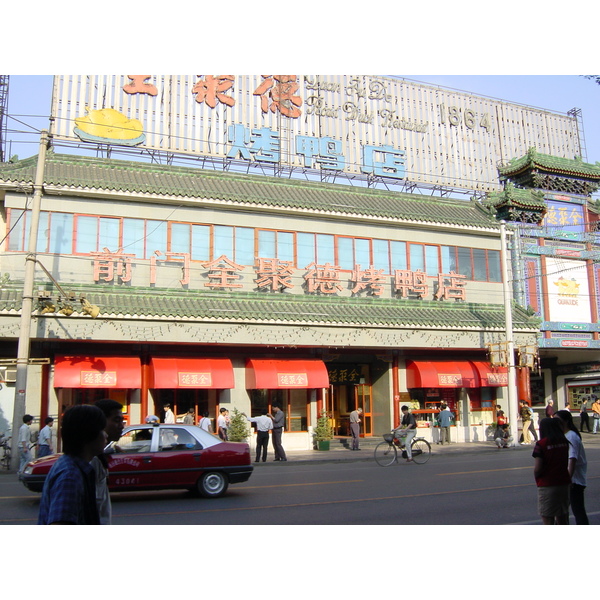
[396, 405, 417, 462]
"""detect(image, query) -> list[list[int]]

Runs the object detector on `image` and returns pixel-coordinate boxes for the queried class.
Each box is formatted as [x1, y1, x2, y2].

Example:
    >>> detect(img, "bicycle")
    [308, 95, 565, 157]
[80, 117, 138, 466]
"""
[374, 431, 431, 466]
[0, 433, 12, 470]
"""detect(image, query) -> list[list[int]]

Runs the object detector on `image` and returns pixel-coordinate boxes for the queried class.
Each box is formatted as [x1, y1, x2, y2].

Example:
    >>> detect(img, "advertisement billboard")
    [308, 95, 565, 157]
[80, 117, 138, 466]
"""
[50, 75, 581, 192]
[546, 257, 592, 323]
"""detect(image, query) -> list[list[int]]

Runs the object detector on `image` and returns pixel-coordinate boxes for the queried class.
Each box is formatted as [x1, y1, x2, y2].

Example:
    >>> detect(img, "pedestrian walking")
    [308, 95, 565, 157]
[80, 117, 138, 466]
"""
[579, 397, 591, 433]
[349, 407, 363, 450]
[18, 415, 34, 473]
[545, 399, 555, 418]
[37, 417, 54, 458]
[555, 410, 589, 525]
[532, 417, 570, 525]
[92, 399, 125, 525]
[591, 396, 600, 434]
[519, 400, 532, 445]
[38, 405, 107, 525]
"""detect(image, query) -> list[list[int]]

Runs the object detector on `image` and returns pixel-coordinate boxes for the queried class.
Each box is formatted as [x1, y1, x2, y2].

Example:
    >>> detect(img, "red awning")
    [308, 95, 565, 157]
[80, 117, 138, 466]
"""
[149, 357, 234, 389]
[54, 356, 141, 388]
[406, 361, 479, 388]
[246, 359, 330, 389]
[470, 361, 508, 387]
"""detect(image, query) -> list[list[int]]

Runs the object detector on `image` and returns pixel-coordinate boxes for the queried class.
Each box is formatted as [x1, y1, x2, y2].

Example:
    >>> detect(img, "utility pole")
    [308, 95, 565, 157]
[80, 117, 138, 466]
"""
[499, 220, 519, 435]
[10, 129, 49, 471]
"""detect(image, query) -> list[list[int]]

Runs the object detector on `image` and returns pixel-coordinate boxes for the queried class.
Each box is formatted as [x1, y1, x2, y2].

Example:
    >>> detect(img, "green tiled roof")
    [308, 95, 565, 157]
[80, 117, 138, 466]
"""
[0, 152, 499, 229]
[487, 184, 547, 210]
[0, 284, 539, 331]
[498, 147, 600, 180]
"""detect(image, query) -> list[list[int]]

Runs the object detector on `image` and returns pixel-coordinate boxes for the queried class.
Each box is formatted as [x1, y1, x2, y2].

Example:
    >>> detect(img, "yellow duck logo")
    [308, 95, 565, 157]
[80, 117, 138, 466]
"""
[74, 107, 145, 146]
[553, 276, 580, 297]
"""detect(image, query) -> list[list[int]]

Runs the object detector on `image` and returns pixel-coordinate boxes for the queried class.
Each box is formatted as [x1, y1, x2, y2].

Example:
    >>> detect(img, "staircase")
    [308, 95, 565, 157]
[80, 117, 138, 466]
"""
[328, 436, 382, 451]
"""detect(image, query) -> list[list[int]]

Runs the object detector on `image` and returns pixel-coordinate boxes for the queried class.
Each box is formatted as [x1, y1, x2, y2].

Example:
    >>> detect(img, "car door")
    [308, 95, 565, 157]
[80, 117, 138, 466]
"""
[148, 426, 205, 488]
[107, 426, 158, 490]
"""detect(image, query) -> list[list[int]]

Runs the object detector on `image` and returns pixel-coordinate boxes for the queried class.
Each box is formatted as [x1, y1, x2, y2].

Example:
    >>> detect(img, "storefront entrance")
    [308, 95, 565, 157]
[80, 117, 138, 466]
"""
[326, 376, 373, 437]
[324, 363, 372, 436]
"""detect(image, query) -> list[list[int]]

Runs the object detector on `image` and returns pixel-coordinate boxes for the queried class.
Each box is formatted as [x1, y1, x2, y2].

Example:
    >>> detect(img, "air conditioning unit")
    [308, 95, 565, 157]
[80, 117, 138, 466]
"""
[0, 367, 17, 383]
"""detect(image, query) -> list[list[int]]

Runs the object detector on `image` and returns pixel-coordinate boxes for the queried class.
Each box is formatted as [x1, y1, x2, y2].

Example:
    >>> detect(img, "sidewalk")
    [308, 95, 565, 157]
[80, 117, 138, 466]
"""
[3, 432, 598, 474]
[264, 430, 600, 465]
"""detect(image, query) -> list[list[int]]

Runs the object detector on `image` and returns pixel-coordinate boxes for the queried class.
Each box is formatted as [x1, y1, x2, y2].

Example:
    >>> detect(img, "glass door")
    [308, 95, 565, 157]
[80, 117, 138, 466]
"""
[356, 384, 372, 436]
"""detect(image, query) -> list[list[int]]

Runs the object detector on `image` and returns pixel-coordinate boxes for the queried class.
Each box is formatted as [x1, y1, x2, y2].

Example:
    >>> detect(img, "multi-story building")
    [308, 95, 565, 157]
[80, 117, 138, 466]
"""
[0, 75, 592, 450]
[490, 149, 600, 420]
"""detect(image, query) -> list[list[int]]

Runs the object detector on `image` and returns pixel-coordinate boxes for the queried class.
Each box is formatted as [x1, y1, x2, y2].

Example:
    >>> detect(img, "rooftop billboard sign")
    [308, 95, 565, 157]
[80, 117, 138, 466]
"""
[50, 75, 581, 192]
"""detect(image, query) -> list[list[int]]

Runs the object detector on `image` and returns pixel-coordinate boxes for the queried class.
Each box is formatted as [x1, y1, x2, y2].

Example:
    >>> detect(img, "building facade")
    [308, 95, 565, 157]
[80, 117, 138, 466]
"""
[0, 152, 538, 449]
[491, 149, 600, 420]
[1, 75, 595, 451]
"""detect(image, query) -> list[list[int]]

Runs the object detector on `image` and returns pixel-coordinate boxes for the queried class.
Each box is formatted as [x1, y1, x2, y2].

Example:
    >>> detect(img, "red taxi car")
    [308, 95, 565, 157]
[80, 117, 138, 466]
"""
[19, 423, 253, 498]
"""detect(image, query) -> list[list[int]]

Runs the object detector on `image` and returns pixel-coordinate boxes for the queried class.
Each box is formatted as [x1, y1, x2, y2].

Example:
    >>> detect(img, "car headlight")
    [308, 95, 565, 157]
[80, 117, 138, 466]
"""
[23, 465, 34, 475]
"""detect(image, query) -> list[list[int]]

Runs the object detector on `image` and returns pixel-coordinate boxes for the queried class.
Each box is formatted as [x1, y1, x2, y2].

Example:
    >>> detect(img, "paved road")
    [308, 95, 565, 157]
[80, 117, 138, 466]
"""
[2, 441, 598, 525]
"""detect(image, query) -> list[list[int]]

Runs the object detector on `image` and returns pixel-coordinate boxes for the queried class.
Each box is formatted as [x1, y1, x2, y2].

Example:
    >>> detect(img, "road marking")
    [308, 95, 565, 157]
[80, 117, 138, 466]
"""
[438, 467, 531, 476]
[242, 479, 363, 490]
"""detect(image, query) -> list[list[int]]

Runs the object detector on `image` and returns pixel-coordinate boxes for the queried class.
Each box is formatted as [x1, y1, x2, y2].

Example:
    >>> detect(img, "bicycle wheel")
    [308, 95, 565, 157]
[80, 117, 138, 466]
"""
[410, 438, 431, 464]
[1, 450, 10, 470]
[374, 441, 397, 466]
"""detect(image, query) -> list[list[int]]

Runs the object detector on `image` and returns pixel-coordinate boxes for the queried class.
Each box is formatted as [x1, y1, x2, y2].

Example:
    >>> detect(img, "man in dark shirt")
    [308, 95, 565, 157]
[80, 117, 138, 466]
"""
[397, 405, 417, 462]
[269, 403, 287, 461]
[38, 405, 107, 525]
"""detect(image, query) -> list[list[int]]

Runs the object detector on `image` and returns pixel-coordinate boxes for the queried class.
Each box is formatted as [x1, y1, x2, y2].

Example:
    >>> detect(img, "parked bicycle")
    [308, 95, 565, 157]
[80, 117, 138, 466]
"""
[374, 431, 431, 466]
[0, 433, 12, 470]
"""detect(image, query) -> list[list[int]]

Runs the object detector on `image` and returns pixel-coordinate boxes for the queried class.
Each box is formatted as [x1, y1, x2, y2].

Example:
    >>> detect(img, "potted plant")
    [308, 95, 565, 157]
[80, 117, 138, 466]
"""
[227, 408, 250, 442]
[313, 410, 333, 450]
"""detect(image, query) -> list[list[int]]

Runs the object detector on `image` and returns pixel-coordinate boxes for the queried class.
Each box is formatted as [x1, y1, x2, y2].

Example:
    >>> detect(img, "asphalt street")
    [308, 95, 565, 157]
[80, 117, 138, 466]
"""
[1, 436, 598, 526]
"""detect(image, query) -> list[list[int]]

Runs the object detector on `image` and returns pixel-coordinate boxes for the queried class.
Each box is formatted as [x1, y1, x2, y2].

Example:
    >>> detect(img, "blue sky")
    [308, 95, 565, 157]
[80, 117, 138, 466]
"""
[5, 74, 600, 166]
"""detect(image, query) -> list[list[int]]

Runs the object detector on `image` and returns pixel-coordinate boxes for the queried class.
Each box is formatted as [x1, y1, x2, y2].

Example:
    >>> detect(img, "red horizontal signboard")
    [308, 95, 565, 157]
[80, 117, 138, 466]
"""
[561, 340, 589, 347]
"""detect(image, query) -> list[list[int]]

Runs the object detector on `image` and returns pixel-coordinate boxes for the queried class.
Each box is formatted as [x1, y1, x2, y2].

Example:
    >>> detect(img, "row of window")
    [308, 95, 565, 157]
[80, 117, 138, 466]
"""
[6, 209, 502, 281]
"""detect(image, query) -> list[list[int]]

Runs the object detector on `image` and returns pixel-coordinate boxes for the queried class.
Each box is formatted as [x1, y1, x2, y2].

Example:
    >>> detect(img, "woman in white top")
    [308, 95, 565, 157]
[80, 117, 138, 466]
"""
[555, 410, 589, 525]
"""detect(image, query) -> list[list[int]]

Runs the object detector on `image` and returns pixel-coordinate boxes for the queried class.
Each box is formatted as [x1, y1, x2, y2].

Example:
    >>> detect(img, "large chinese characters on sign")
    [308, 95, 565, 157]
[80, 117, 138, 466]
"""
[51, 75, 580, 193]
[91, 248, 467, 301]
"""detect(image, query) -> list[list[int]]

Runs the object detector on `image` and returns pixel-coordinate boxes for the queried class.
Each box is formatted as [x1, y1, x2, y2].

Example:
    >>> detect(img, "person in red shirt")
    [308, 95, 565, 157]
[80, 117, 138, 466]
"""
[532, 417, 571, 525]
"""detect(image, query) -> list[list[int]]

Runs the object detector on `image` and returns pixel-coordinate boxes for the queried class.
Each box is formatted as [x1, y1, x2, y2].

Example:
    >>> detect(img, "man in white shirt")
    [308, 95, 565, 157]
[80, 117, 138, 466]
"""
[217, 407, 230, 440]
[198, 411, 213, 433]
[246, 410, 273, 462]
[92, 399, 125, 525]
[18, 415, 34, 473]
[37, 417, 54, 457]
[555, 410, 589, 525]
[163, 403, 175, 424]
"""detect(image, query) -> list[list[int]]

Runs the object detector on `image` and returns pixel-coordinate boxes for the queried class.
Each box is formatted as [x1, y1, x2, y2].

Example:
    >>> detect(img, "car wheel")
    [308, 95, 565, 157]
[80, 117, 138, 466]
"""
[197, 471, 229, 498]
